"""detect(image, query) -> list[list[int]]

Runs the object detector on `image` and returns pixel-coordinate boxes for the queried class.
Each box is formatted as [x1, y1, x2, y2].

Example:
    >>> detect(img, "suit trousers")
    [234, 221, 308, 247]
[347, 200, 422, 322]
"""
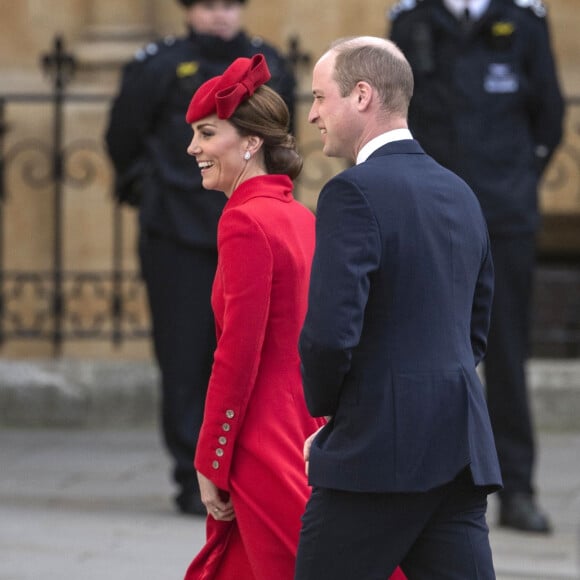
[295, 471, 495, 580]
[139, 231, 218, 494]
[484, 233, 536, 497]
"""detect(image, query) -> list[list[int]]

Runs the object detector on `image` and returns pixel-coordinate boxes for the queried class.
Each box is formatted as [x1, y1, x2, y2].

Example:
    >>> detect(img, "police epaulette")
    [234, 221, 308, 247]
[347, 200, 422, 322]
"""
[388, 0, 424, 20]
[250, 36, 265, 48]
[513, 0, 547, 18]
[133, 35, 177, 62]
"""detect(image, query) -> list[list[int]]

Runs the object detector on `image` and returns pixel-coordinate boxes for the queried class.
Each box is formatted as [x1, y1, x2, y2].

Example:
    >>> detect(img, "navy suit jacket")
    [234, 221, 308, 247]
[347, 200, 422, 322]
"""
[299, 139, 502, 493]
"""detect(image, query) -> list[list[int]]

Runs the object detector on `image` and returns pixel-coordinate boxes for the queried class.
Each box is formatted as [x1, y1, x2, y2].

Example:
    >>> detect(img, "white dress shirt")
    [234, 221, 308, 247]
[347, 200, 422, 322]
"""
[356, 128, 413, 165]
[442, 0, 491, 20]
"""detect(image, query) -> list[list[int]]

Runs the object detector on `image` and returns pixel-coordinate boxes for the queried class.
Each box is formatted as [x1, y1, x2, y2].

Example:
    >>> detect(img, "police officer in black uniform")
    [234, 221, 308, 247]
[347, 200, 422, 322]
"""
[389, 0, 564, 533]
[105, 0, 296, 515]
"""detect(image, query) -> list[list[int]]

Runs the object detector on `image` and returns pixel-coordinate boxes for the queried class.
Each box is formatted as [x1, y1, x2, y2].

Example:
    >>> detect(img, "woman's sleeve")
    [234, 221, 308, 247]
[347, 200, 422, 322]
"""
[194, 208, 273, 490]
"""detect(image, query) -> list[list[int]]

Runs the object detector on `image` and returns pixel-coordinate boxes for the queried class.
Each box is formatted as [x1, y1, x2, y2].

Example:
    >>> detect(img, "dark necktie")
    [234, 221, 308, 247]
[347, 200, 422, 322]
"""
[462, 7, 472, 34]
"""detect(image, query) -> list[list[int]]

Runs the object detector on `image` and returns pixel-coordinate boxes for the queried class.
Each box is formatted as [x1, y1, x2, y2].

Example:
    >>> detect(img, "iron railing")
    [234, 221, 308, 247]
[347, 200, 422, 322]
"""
[0, 36, 579, 356]
[0, 35, 340, 355]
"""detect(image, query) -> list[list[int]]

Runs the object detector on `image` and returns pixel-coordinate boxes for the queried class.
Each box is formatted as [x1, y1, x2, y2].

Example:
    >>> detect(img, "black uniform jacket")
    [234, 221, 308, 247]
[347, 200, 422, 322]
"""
[390, 0, 564, 235]
[106, 30, 296, 248]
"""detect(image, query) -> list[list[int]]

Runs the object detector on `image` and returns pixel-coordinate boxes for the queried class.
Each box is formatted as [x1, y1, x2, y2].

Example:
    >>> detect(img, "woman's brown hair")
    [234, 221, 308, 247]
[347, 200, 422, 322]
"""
[230, 85, 303, 180]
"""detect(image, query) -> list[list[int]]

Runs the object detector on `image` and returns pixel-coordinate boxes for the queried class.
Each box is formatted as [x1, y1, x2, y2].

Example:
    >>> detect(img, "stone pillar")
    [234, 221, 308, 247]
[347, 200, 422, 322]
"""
[74, 0, 157, 86]
[86, 0, 154, 28]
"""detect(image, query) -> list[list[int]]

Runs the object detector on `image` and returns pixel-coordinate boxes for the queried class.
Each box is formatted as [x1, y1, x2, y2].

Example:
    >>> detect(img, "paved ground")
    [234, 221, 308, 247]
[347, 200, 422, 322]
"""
[0, 427, 578, 580]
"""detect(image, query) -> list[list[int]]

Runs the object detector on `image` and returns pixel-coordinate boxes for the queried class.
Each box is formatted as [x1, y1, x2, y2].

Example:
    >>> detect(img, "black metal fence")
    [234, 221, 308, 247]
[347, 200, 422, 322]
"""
[0, 36, 579, 357]
[0, 35, 341, 356]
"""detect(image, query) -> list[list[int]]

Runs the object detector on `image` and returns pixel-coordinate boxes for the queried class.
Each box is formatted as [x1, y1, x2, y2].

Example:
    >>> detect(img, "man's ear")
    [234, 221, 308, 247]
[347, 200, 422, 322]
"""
[356, 81, 372, 110]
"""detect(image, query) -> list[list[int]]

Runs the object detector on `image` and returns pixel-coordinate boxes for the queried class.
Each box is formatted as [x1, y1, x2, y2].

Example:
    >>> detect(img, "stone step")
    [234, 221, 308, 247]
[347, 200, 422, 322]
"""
[0, 358, 578, 430]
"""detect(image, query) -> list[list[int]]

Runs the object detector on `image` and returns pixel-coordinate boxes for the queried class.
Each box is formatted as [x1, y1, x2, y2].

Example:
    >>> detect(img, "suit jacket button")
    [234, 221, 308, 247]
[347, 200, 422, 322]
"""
[226, 410, 235, 419]
[218, 436, 227, 445]
[212, 460, 220, 469]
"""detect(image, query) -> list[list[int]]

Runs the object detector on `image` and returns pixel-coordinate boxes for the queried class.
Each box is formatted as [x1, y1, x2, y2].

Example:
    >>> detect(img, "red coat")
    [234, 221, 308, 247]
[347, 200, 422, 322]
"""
[185, 175, 325, 580]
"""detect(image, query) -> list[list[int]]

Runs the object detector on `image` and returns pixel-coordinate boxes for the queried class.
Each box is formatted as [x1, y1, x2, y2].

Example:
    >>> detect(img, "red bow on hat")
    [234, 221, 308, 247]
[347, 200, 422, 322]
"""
[186, 53, 271, 124]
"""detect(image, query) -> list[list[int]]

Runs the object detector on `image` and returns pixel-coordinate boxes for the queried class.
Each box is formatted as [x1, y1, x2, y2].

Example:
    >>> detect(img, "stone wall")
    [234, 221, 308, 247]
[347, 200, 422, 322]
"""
[2, 1, 578, 91]
[0, 0, 578, 359]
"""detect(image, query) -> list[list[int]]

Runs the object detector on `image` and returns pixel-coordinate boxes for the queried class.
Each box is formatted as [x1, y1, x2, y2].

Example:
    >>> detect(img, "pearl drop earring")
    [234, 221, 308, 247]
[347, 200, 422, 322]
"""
[243, 151, 251, 161]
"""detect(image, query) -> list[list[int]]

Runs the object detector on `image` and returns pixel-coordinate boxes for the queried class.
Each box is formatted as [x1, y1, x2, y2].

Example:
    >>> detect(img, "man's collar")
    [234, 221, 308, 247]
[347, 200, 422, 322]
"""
[356, 129, 413, 165]
[442, 0, 491, 20]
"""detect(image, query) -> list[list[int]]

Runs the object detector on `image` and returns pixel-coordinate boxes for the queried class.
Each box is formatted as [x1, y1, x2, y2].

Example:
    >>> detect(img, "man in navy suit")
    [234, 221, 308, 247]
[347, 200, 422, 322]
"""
[295, 36, 503, 580]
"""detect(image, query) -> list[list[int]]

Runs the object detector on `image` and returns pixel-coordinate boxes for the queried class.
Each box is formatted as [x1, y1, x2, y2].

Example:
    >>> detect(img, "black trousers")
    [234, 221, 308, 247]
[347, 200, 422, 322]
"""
[484, 234, 537, 497]
[139, 231, 218, 495]
[295, 472, 495, 580]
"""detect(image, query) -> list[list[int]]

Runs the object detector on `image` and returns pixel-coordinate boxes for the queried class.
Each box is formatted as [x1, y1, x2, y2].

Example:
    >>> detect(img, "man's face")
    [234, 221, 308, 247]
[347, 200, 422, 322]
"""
[186, 0, 243, 41]
[308, 52, 358, 162]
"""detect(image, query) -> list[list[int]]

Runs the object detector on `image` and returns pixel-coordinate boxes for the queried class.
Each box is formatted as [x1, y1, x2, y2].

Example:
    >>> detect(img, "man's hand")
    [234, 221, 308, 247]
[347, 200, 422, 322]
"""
[197, 471, 235, 521]
[304, 424, 326, 476]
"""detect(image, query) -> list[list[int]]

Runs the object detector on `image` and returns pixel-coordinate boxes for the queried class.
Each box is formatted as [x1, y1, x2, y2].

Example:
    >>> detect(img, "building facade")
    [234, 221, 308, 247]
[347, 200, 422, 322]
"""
[0, 0, 578, 358]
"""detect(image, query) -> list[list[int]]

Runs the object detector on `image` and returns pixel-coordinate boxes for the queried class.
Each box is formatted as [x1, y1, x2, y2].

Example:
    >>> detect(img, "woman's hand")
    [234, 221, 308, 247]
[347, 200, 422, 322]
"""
[197, 471, 235, 521]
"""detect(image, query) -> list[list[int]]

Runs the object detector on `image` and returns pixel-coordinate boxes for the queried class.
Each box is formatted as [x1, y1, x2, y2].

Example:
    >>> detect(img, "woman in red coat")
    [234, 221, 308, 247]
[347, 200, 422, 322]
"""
[183, 54, 325, 580]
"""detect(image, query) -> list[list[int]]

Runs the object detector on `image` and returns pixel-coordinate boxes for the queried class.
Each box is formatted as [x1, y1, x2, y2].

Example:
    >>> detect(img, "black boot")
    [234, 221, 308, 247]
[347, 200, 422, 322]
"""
[499, 492, 552, 533]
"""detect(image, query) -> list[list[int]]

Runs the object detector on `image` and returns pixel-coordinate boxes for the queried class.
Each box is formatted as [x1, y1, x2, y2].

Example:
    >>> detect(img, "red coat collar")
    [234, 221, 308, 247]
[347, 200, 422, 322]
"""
[225, 174, 293, 209]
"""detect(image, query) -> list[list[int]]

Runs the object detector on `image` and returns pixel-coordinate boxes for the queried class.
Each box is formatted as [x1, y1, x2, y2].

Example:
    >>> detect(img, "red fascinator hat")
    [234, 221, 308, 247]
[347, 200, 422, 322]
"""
[186, 53, 271, 124]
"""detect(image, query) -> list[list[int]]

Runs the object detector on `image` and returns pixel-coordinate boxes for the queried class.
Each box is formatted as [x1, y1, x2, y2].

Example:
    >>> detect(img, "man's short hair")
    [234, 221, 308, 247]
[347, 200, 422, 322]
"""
[331, 38, 414, 116]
